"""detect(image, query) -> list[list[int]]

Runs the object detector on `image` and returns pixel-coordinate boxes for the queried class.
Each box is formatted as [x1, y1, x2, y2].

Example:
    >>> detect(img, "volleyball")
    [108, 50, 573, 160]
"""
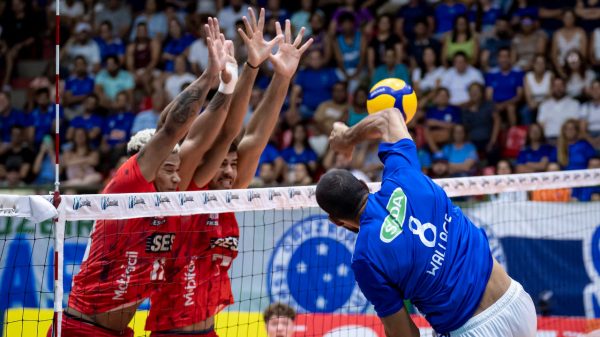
[367, 78, 418, 123]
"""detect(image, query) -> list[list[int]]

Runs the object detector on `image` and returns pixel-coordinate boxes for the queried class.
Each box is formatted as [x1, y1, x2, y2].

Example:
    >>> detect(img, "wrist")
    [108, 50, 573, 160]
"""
[246, 60, 260, 70]
[218, 62, 239, 94]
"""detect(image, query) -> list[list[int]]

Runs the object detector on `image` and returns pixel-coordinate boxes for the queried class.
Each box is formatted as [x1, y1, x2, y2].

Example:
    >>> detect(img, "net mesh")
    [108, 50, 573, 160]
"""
[1, 169, 600, 337]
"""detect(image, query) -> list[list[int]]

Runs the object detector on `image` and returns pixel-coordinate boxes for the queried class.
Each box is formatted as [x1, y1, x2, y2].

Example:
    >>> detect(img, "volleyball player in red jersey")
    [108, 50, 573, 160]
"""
[52, 18, 237, 337]
[146, 9, 313, 337]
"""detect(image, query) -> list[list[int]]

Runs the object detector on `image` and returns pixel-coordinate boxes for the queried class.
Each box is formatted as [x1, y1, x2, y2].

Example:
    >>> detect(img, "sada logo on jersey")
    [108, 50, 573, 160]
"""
[268, 215, 369, 314]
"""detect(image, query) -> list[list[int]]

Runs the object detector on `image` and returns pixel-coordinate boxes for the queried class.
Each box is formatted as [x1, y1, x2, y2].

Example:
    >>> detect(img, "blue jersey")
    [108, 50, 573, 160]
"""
[351, 139, 492, 333]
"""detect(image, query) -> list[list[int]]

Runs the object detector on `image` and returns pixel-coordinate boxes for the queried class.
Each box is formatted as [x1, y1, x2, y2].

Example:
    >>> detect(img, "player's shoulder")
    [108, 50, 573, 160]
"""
[104, 155, 154, 193]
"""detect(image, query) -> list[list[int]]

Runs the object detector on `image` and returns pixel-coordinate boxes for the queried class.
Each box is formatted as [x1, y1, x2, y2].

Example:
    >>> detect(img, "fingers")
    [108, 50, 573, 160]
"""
[258, 7, 265, 31]
[248, 7, 258, 32]
[275, 21, 283, 39]
[298, 37, 314, 54]
[238, 28, 250, 44]
[293, 27, 305, 47]
[268, 34, 284, 48]
[204, 23, 211, 42]
[225, 40, 235, 58]
[242, 16, 253, 35]
[285, 19, 291, 44]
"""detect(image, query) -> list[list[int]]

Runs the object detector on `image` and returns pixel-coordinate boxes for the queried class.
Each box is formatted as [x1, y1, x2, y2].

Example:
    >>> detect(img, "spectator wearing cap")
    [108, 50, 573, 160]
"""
[367, 15, 402, 78]
[396, 0, 435, 42]
[0, 125, 34, 184]
[64, 56, 95, 116]
[95, 21, 126, 66]
[217, 0, 246, 39]
[94, 0, 132, 40]
[442, 15, 478, 67]
[162, 18, 195, 73]
[27, 88, 64, 147]
[512, 16, 548, 71]
[485, 47, 523, 126]
[440, 52, 484, 106]
[563, 50, 595, 99]
[479, 16, 512, 72]
[294, 49, 341, 119]
[551, 10, 587, 75]
[130, 0, 168, 41]
[516, 123, 556, 173]
[95, 55, 134, 108]
[0, 0, 38, 90]
[429, 152, 450, 179]
[537, 77, 581, 141]
[424, 87, 461, 153]
[291, 0, 314, 37]
[333, 12, 367, 93]
[67, 94, 103, 145]
[434, 0, 467, 37]
[0, 92, 26, 152]
[442, 124, 479, 177]
[61, 22, 101, 73]
[580, 80, 600, 147]
[408, 19, 441, 70]
[462, 82, 500, 162]
[574, 0, 600, 33]
[371, 48, 410, 87]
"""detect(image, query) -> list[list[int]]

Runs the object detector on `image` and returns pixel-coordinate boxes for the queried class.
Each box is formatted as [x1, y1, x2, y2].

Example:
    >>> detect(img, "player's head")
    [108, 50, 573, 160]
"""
[263, 302, 296, 337]
[127, 129, 181, 192]
[209, 143, 239, 190]
[316, 169, 369, 232]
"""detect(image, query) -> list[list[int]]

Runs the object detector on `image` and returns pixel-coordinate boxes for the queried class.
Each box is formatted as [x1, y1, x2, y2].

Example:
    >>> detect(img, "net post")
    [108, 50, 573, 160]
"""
[52, 1, 61, 336]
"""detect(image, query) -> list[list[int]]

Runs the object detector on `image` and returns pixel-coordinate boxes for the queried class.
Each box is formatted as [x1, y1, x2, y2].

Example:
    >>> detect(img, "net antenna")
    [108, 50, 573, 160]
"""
[52, 0, 63, 336]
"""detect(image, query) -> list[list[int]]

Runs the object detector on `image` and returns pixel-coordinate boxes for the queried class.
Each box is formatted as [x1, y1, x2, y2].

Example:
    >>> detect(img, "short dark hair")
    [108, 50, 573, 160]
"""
[229, 142, 238, 154]
[338, 12, 356, 25]
[100, 20, 113, 30]
[316, 169, 369, 220]
[453, 51, 468, 61]
[263, 302, 296, 323]
[105, 54, 120, 65]
[35, 87, 50, 97]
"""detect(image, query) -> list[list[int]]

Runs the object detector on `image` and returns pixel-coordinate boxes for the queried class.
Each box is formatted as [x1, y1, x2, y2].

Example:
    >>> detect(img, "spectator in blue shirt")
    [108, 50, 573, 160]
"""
[425, 87, 462, 153]
[577, 157, 600, 201]
[94, 55, 135, 108]
[442, 124, 479, 176]
[131, 89, 165, 135]
[434, 0, 467, 37]
[162, 18, 195, 73]
[130, 0, 168, 41]
[67, 94, 104, 145]
[371, 48, 411, 87]
[294, 49, 341, 119]
[485, 47, 523, 126]
[397, 0, 435, 41]
[27, 88, 64, 146]
[64, 56, 95, 115]
[0, 92, 26, 147]
[558, 119, 598, 200]
[333, 12, 366, 91]
[468, 0, 501, 33]
[480, 16, 513, 71]
[101, 91, 134, 151]
[516, 123, 556, 173]
[281, 123, 318, 173]
[94, 20, 126, 65]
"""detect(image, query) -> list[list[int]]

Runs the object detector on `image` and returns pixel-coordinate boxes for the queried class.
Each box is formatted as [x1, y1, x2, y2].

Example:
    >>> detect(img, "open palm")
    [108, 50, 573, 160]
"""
[205, 17, 228, 77]
[238, 8, 282, 67]
[269, 20, 313, 79]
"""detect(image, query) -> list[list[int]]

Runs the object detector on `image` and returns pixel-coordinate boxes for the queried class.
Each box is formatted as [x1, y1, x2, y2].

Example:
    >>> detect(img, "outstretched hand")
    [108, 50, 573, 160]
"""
[238, 7, 282, 68]
[205, 17, 236, 85]
[269, 20, 313, 79]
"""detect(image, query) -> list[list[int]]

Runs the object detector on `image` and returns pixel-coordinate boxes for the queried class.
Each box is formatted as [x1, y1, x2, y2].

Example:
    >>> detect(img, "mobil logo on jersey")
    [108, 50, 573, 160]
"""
[268, 215, 368, 314]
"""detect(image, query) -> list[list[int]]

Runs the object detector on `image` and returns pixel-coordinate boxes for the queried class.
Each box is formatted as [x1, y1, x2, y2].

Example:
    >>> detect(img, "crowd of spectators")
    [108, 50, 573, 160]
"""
[0, 0, 599, 201]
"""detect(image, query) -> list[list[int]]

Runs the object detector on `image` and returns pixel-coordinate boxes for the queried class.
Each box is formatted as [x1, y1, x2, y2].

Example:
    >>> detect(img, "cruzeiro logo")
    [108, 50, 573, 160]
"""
[128, 196, 145, 209]
[73, 197, 92, 210]
[101, 197, 119, 210]
[268, 215, 368, 314]
[178, 193, 194, 206]
[154, 195, 170, 207]
[380, 187, 408, 243]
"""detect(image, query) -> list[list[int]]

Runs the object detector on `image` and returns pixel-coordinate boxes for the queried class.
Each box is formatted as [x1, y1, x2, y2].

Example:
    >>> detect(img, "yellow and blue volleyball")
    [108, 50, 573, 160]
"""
[367, 78, 418, 123]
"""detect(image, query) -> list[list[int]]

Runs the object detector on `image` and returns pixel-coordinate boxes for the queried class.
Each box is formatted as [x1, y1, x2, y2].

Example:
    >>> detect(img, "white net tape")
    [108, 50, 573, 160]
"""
[50, 168, 600, 221]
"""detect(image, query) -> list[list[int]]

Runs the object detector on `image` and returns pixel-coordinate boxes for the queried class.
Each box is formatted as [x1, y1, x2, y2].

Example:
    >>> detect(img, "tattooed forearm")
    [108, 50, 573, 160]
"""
[206, 92, 232, 113]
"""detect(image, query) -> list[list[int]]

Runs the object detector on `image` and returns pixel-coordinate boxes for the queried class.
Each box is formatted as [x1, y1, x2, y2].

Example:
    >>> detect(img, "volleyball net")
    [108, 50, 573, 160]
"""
[1, 169, 600, 337]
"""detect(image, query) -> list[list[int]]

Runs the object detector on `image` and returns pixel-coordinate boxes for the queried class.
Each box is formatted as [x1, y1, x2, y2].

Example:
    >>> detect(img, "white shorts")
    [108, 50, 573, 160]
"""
[447, 279, 537, 337]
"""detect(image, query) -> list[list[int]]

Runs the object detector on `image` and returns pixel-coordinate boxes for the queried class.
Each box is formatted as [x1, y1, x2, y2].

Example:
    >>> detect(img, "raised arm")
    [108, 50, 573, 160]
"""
[136, 18, 226, 182]
[187, 8, 283, 190]
[235, 21, 313, 188]
[329, 108, 411, 159]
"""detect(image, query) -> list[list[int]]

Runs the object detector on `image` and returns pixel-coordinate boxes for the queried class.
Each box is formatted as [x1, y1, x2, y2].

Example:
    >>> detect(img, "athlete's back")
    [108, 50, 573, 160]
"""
[352, 139, 493, 333]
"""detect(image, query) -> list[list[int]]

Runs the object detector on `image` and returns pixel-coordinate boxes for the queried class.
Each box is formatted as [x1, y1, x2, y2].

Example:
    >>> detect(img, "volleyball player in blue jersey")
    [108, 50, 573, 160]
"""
[315, 108, 536, 337]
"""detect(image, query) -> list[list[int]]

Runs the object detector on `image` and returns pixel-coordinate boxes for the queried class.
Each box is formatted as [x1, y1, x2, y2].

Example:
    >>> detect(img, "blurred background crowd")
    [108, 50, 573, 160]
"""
[0, 0, 599, 201]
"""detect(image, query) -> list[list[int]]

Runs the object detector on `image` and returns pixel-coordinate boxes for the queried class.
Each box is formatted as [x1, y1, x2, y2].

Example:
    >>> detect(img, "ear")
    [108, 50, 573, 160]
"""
[328, 215, 345, 228]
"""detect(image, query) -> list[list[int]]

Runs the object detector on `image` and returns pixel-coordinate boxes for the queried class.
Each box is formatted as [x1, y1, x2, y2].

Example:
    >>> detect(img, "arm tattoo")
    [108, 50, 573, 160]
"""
[170, 86, 205, 125]
[206, 92, 231, 112]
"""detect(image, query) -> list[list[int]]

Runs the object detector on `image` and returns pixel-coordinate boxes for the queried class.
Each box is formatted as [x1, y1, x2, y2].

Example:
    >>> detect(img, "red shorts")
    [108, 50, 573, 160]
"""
[146, 213, 238, 332]
[47, 312, 134, 337]
[150, 330, 218, 337]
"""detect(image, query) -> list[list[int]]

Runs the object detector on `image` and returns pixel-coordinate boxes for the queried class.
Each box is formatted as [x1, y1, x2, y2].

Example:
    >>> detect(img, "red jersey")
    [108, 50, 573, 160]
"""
[146, 181, 239, 331]
[69, 155, 181, 314]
